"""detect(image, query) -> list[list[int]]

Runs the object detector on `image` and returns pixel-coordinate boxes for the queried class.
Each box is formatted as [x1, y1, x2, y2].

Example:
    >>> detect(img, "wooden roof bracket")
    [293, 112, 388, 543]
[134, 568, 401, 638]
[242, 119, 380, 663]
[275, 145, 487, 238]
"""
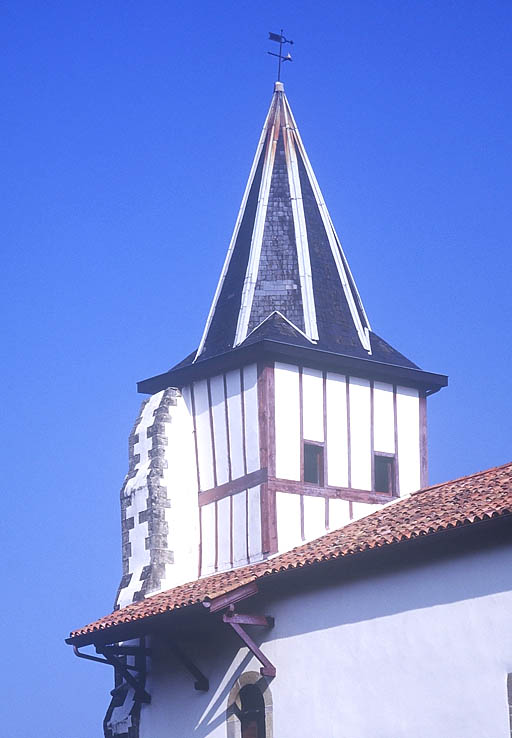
[203, 583, 276, 677]
[223, 607, 276, 678]
[72, 643, 151, 704]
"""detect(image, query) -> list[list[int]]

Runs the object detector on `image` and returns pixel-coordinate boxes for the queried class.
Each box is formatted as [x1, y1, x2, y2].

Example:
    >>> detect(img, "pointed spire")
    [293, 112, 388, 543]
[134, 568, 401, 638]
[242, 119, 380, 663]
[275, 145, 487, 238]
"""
[195, 82, 375, 364]
[138, 84, 449, 397]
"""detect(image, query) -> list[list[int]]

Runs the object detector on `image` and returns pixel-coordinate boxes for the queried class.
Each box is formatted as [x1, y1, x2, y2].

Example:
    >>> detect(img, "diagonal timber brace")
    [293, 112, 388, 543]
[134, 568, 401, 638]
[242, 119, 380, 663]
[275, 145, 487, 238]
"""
[222, 608, 276, 678]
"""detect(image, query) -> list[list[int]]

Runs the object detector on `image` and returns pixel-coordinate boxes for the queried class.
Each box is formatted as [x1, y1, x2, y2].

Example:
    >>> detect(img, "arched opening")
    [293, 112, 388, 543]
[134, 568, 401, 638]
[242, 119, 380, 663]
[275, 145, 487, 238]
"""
[227, 672, 273, 738]
[240, 684, 266, 738]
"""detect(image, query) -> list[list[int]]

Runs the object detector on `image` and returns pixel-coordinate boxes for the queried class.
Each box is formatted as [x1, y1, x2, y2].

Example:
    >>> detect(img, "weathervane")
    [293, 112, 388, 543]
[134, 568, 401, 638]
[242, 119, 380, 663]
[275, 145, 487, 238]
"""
[268, 30, 293, 82]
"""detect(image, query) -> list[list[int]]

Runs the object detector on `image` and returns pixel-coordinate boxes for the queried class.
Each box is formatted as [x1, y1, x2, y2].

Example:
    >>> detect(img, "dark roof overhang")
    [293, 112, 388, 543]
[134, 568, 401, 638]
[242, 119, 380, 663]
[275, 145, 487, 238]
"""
[138, 339, 448, 396]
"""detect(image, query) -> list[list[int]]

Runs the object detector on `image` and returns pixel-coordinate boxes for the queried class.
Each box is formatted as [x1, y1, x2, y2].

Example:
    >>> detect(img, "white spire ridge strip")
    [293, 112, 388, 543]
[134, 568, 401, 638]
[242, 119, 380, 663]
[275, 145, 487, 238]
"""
[234, 98, 280, 347]
[282, 100, 319, 342]
[195, 95, 277, 361]
[284, 97, 372, 354]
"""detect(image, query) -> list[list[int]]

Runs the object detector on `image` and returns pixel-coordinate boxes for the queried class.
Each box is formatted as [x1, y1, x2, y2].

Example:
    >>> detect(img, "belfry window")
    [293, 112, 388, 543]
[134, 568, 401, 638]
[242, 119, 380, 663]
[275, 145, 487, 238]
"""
[239, 684, 266, 738]
[304, 443, 324, 485]
[374, 454, 396, 494]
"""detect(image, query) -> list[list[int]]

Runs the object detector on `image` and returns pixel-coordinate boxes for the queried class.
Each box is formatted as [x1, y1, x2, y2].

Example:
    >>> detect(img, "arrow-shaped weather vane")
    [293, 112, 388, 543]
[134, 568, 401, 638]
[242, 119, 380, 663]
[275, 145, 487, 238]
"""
[268, 30, 293, 82]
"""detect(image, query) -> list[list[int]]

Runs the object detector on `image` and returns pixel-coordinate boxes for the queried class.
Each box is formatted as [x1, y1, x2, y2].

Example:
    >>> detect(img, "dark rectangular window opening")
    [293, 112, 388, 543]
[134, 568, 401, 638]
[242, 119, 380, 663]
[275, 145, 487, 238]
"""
[374, 455, 396, 495]
[304, 443, 324, 485]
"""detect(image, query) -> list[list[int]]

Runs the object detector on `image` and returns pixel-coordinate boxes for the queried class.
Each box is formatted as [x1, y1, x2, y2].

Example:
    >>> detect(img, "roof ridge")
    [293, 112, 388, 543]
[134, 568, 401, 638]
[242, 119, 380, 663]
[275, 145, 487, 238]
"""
[412, 460, 512, 496]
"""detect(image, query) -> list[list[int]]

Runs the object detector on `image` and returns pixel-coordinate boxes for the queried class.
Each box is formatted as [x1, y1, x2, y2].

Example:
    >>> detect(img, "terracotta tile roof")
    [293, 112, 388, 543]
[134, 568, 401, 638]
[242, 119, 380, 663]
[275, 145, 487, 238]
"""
[68, 462, 512, 643]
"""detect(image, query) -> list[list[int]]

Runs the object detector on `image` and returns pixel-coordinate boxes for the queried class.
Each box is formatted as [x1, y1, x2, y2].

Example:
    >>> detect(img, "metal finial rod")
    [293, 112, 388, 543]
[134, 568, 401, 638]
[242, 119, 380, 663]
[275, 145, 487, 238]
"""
[268, 29, 293, 82]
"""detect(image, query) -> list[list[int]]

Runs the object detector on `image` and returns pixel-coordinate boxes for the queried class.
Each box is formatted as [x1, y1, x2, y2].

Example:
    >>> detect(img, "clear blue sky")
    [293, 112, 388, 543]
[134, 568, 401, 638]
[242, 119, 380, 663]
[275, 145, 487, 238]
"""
[2, 1, 511, 735]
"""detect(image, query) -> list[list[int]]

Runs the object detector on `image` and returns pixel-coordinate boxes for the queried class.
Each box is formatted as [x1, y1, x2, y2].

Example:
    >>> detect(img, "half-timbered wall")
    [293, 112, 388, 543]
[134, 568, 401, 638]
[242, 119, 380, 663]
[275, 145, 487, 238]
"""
[117, 361, 427, 594]
[189, 364, 264, 576]
[273, 361, 426, 553]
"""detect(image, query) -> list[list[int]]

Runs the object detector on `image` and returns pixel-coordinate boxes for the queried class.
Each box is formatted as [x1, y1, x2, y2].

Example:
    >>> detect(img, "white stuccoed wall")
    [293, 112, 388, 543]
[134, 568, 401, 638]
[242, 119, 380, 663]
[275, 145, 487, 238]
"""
[139, 541, 512, 738]
[158, 387, 199, 592]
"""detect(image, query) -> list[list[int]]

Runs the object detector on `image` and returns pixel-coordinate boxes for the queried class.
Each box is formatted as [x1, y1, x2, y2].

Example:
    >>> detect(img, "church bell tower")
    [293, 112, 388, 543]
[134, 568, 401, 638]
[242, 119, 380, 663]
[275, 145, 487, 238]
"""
[115, 82, 447, 609]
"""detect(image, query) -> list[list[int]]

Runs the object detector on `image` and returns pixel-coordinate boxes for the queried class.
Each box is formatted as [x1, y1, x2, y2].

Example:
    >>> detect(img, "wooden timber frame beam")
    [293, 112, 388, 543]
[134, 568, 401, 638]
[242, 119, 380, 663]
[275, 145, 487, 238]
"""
[203, 582, 276, 678]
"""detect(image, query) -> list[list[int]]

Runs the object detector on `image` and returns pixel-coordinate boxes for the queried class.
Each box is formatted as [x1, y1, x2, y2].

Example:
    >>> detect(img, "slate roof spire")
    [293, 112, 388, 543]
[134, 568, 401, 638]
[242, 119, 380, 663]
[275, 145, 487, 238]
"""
[195, 81, 374, 363]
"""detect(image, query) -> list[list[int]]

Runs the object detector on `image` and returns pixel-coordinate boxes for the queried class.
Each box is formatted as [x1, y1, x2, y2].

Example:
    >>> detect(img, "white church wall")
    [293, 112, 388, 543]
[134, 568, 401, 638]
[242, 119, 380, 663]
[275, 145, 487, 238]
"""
[349, 377, 372, 491]
[209, 375, 230, 486]
[192, 379, 215, 492]
[303, 495, 325, 541]
[232, 491, 248, 566]
[325, 372, 349, 487]
[373, 380, 395, 453]
[302, 367, 323, 442]
[396, 385, 421, 494]
[200, 503, 216, 576]
[225, 370, 245, 480]
[351, 501, 382, 521]
[140, 541, 512, 738]
[159, 387, 198, 591]
[243, 364, 260, 474]
[328, 498, 351, 529]
[274, 363, 301, 480]
[276, 492, 302, 551]
[247, 485, 263, 560]
[216, 496, 232, 571]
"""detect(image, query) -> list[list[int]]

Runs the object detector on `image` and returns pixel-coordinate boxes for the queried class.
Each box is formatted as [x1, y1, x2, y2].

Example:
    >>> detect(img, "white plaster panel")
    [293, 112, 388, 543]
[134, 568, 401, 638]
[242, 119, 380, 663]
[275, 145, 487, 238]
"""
[225, 370, 245, 480]
[274, 363, 301, 481]
[303, 495, 326, 541]
[397, 386, 421, 494]
[193, 380, 215, 491]
[373, 381, 395, 454]
[200, 503, 216, 576]
[242, 364, 260, 474]
[160, 389, 199, 591]
[302, 367, 324, 442]
[209, 375, 230, 486]
[232, 490, 248, 566]
[276, 491, 302, 552]
[326, 372, 348, 487]
[352, 501, 382, 521]
[247, 485, 262, 560]
[216, 496, 231, 571]
[349, 377, 371, 491]
[328, 498, 351, 530]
